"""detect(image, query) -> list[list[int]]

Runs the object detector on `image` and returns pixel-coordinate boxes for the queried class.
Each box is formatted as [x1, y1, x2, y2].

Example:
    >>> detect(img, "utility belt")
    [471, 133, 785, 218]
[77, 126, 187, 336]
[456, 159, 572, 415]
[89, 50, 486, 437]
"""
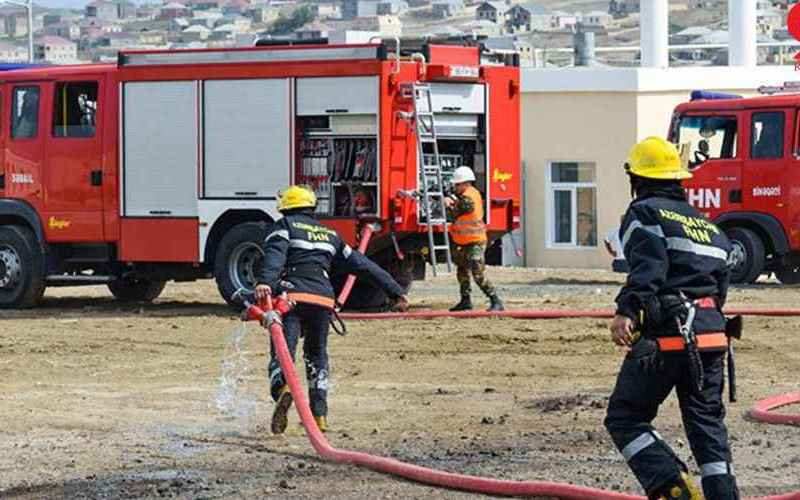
[641, 293, 743, 402]
[658, 295, 727, 353]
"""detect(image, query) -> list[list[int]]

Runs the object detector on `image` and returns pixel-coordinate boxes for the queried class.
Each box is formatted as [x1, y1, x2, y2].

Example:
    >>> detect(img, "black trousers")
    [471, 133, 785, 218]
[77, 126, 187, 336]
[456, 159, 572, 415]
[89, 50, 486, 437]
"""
[604, 350, 739, 499]
[268, 303, 331, 417]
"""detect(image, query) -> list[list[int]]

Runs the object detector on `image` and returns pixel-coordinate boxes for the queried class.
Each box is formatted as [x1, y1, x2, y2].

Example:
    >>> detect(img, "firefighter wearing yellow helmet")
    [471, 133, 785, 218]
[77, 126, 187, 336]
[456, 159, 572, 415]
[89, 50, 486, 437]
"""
[255, 185, 409, 434]
[605, 137, 739, 500]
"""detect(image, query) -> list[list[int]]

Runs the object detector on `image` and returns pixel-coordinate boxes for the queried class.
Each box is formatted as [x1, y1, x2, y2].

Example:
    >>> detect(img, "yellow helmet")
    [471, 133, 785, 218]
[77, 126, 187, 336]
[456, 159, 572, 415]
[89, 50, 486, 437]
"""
[626, 136, 692, 180]
[278, 185, 317, 212]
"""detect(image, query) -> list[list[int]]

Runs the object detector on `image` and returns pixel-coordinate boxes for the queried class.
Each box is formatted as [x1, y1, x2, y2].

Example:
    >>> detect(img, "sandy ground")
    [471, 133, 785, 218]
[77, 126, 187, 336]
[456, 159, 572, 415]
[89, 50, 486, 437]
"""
[1, 268, 799, 499]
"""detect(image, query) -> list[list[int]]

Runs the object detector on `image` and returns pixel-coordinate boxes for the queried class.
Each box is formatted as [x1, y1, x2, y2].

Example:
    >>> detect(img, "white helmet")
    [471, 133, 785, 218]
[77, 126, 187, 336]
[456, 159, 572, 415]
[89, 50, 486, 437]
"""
[451, 166, 476, 184]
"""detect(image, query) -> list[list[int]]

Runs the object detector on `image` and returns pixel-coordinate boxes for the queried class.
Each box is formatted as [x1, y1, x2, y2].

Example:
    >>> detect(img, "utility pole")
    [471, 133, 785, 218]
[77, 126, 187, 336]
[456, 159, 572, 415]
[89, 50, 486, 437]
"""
[1, 0, 34, 63]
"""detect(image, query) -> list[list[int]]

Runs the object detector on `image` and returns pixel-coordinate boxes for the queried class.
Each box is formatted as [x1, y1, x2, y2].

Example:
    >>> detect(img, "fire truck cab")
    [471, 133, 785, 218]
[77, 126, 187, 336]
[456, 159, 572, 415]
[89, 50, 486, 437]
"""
[672, 87, 800, 284]
[0, 41, 520, 309]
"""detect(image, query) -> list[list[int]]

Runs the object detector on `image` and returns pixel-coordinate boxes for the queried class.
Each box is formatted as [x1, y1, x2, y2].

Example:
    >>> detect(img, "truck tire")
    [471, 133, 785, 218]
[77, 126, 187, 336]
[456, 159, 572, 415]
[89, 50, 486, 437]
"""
[775, 266, 800, 285]
[214, 221, 267, 308]
[108, 279, 166, 302]
[726, 227, 765, 284]
[0, 225, 45, 309]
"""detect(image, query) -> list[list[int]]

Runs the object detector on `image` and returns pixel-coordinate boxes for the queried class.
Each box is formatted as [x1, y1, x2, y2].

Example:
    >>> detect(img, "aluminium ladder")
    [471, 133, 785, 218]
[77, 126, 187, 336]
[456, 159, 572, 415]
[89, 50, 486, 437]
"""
[409, 83, 453, 276]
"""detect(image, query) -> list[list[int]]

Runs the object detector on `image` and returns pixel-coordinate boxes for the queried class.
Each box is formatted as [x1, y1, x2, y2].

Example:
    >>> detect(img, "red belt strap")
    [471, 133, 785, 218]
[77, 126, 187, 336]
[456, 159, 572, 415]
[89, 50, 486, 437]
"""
[657, 332, 728, 352]
[288, 292, 335, 309]
[696, 297, 717, 308]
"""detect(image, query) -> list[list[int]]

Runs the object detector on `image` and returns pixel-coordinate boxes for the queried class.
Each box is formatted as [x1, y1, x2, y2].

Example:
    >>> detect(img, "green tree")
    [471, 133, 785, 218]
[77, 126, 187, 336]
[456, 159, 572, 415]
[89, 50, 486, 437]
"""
[268, 5, 315, 35]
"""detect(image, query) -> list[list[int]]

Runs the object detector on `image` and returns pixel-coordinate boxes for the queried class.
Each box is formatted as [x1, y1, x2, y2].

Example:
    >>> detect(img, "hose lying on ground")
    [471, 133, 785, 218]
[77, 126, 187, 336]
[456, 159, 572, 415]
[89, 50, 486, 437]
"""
[246, 301, 800, 500]
[340, 308, 800, 321]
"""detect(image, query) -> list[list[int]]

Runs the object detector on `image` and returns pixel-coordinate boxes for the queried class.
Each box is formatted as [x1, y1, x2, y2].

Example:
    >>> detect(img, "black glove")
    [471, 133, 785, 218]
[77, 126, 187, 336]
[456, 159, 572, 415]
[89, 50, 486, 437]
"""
[630, 337, 663, 373]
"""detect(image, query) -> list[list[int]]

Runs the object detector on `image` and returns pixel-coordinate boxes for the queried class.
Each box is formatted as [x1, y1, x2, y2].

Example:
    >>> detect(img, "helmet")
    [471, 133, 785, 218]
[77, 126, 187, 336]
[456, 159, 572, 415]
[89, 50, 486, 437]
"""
[278, 185, 317, 212]
[626, 136, 692, 180]
[451, 166, 476, 184]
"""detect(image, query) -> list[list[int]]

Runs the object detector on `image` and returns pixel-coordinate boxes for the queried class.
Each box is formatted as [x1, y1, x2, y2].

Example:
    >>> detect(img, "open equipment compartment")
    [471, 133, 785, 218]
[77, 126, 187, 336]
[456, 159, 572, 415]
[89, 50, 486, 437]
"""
[419, 82, 488, 220]
[295, 76, 380, 218]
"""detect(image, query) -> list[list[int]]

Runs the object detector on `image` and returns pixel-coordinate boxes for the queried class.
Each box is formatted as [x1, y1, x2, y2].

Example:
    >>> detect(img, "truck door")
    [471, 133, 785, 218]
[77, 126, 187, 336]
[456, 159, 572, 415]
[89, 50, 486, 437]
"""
[741, 109, 790, 224]
[42, 78, 104, 242]
[675, 112, 741, 218]
[5, 83, 45, 207]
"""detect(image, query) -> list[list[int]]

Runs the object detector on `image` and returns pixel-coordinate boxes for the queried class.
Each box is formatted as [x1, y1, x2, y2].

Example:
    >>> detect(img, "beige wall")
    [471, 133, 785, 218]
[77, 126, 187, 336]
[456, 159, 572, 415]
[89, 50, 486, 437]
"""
[522, 88, 760, 269]
[522, 91, 637, 268]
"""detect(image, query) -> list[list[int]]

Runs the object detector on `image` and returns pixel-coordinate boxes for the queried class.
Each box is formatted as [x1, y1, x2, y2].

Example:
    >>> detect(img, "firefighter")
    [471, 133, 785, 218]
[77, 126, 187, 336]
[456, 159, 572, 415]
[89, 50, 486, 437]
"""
[605, 137, 738, 500]
[443, 166, 504, 312]
[254, 185, 409, 434]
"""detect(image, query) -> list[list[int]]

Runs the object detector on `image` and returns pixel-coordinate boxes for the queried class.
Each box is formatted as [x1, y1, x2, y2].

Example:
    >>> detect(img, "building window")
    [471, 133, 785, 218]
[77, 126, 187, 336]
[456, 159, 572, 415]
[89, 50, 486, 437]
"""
[547, 161, 597, 248]
[751, 111, 784, 159]
[11, 86, 39, 139]
[53, 81, 98, 138]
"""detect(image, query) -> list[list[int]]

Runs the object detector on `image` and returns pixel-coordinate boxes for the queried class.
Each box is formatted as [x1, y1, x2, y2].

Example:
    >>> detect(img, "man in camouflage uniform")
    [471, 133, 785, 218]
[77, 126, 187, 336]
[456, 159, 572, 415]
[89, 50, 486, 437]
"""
[444, 167, 504, 312]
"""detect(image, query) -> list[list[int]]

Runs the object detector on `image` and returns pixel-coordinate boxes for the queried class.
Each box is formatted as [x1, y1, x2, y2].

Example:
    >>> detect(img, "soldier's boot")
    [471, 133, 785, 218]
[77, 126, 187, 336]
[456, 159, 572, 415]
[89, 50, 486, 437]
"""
[314, 415, 328, 433]
[650, 472, 704, 500]
[487, 295, 505, 312]
[271, 385, 293, 435]
[450, 296, 473, 312]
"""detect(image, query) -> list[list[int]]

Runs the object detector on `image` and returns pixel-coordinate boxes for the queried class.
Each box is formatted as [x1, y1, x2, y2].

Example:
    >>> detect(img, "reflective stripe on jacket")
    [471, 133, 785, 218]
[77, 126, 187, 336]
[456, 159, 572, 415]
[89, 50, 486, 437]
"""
[615, 184, 731, 336]
[257, 213, 404, 308]
[450, 186, 487, 245]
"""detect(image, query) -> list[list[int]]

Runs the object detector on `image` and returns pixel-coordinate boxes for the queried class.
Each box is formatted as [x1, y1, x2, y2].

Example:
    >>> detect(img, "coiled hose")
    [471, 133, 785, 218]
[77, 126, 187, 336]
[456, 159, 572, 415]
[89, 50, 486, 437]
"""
[247, 302, 800, 499]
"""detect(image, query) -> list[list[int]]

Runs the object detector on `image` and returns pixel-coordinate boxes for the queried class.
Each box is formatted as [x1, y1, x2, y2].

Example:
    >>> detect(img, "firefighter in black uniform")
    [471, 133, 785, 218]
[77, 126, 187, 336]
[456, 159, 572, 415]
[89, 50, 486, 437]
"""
[605, 137, 739, 500]
[255, 185, 409, 434]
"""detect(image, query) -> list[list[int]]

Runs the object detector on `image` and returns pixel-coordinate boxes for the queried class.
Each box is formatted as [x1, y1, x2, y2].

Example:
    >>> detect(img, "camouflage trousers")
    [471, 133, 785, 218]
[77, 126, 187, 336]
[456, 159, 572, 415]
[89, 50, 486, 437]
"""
[452, 243, 497, 298]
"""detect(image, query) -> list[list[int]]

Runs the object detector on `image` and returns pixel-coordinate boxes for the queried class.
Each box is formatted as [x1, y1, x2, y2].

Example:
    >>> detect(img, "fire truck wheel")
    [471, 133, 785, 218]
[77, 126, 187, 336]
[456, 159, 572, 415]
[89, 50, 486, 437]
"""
[0, 225, 45, 309]
[107, 279, 166, 302]
[214, 222, 266, 308]
[726, 227, 765, 284]
[775, 266, 800, 285]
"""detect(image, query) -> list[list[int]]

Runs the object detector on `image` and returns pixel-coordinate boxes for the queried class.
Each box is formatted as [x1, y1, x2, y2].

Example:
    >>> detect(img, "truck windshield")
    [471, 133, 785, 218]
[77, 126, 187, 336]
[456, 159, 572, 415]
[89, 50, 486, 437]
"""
[676, 115, 737, 169]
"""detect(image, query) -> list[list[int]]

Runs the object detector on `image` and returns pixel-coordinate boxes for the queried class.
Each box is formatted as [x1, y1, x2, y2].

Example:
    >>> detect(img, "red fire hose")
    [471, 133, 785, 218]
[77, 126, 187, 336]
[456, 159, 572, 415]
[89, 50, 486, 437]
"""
[340, 307, 800, 321]
[749, 391, 800, 426]
[335, 223, 376, 308]
[244, 300, 800, 500]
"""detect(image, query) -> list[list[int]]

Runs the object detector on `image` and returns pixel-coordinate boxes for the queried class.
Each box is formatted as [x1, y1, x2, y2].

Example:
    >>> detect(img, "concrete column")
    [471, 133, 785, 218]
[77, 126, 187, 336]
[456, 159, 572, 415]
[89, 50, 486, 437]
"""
[640, 0, 669, 68]
[729, 0, 757, 67]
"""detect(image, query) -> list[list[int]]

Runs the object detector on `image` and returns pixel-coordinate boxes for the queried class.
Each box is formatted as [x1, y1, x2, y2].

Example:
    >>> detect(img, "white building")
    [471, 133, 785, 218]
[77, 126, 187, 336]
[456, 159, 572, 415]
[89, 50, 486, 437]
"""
[34, 36, 78, 64]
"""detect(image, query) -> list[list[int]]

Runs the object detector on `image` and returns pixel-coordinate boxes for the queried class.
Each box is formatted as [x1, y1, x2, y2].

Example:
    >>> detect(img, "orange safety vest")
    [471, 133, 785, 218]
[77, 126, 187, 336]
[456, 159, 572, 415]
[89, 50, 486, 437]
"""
[450, 186, 487, 245]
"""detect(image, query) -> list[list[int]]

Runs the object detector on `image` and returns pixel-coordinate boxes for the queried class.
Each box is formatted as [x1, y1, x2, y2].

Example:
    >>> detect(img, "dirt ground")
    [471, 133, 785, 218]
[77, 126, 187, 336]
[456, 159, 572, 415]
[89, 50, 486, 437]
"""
[1, 268, 799, 499]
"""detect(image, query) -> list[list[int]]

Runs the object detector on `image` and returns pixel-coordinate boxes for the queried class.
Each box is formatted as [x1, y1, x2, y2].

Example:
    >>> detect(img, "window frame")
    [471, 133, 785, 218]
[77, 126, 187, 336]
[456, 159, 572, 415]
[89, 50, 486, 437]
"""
[545, 160, 598, 250]
[749, 110, 785, 160]
[52, 80, 99, 139]
[11, 85, 40, 141]
[676, 113, 739, 164]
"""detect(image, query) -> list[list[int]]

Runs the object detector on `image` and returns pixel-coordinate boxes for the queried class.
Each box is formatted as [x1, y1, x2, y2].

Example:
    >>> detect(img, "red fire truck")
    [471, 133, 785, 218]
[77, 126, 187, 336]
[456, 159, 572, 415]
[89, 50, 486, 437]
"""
[671, 86, 800, 284]
[0, 42, 520, 309]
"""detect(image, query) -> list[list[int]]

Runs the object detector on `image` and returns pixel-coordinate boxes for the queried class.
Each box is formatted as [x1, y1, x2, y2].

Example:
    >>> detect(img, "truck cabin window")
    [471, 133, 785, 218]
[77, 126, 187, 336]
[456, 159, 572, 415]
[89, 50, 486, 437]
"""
[11, 86, 40, 139]
[53, 82, 98, 138]
[750, 111, 784, 159]
[676, 115, 737, 168]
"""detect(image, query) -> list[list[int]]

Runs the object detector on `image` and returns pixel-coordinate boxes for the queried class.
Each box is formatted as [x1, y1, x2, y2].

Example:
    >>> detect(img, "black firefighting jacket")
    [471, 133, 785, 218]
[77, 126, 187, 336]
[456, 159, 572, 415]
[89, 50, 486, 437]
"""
[256, 212, 404, 308]
[616, 185, 731, 336]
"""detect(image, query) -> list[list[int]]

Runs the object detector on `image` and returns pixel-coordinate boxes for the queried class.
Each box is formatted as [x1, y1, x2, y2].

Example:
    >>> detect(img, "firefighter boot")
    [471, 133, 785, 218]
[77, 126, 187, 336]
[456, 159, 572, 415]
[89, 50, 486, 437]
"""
[450, 296, 473, 312]
[487, 295, 505, 312]
[271, 386, 293, 435]
[314, 415, 328, 433]
[650, 472, 704, 500]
